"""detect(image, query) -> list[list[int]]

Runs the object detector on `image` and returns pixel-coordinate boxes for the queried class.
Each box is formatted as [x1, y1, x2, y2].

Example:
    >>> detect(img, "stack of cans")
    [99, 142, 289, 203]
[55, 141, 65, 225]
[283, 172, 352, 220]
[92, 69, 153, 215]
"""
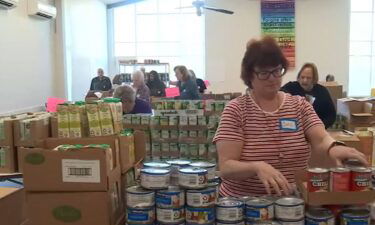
[126, 186, 155, 225]
[274, 197, 305, 225]
[156, 186, 186, 225]
[216, 197, 244, 225]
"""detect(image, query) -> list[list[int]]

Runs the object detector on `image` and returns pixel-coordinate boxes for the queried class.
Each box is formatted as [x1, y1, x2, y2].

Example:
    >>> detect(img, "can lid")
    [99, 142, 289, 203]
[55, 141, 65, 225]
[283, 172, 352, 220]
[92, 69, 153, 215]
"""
[126, 185, 154, 194]
[179, 167, 207, 174]
[306, 208, 333, 219]
[330, 167, 350, 173]
[141, 168, 170, 175]
[307, 168, 329, 173]
[166, 159, 192, 166]
[189, 161, 216, 168]
[351, 167, 372, 173]
[275, 197, 304, 206]
[246, 198, 273, 207]
[143, 161, 171, 169]
[217, 197, 244, 207]
[342, 208, 370, 217]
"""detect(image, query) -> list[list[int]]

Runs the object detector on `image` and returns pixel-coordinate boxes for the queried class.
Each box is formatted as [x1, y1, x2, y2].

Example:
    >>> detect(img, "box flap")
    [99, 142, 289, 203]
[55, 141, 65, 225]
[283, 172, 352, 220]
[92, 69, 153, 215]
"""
[351, 113, 373, 117]
[0, 187, 19, 199]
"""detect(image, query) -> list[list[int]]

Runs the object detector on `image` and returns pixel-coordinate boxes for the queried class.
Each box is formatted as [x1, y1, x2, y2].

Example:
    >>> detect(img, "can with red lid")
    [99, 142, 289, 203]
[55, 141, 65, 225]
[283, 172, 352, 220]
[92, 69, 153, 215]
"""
[350, 167, 372, 191]
[307, 168, 329, 192]
[330, 167, 350, 192]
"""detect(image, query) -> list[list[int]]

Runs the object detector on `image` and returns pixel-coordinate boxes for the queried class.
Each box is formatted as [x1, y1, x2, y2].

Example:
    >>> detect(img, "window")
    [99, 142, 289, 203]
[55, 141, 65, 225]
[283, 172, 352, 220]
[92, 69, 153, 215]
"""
[113, 0, 205, 80]
[349, 0, 375, 96]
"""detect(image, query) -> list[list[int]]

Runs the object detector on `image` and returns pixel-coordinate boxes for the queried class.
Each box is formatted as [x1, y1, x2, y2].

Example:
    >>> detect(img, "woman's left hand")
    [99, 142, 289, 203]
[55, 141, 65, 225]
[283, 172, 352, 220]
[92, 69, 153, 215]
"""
[328, 146, 369, 167]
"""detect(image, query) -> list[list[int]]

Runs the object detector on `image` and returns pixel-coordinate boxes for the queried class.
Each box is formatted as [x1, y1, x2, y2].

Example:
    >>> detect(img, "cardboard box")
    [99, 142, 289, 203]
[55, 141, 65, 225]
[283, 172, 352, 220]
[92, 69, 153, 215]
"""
[0, 146, 17, 173]
[17, 147, 45, 173]
[13, 115, 51, 147]
[118, 131, 146, 174]
[26, 177, 124, 225]
[0, 118, 14, 146]
[0, 187, 25, 225]
[320, 81, 343, 108]
[50, 115, 58, 138]
[22, 136, 120, 192]
[295, 170, 375, 206]
[337, 98, 374, 131]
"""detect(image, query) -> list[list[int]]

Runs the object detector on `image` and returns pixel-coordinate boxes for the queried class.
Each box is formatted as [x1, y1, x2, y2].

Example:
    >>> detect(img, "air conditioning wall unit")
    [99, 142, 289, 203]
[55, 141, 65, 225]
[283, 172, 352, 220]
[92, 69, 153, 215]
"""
[28, 0, 57, 19]
[0, 0, 19, 9]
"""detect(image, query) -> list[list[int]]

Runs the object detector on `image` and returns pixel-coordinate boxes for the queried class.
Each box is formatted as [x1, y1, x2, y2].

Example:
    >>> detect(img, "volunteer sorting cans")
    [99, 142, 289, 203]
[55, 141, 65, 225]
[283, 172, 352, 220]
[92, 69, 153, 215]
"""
[213, 36, 368, 197]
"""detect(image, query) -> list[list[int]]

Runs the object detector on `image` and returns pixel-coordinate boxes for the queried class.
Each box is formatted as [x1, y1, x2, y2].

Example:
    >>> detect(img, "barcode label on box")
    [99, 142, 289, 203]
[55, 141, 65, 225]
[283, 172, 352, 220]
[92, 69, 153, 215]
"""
[62, 159, 100, 183]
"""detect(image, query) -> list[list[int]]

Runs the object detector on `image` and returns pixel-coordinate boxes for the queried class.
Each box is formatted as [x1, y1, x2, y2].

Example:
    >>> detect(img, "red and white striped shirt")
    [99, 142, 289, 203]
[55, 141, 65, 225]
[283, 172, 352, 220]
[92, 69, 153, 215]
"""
[213, 93, 323, 197]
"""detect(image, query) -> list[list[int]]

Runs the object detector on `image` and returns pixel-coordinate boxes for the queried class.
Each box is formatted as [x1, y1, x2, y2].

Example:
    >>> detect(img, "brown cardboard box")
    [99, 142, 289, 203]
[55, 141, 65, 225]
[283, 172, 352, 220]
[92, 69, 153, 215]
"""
[13, 115, 51, 147]
[295, 170, 375, 205]
[22, 136, 120, 192]
[320, 81, 343, 108]
[50, 115, 58, 138]
[118, 131, 145, 174]
[26, 177, 124, 225]
[0, 187, 26, 225]
[133, 131, 146, 164]
[0, 145, 17, 173]
[17, 147, 45, 173]
[337, 98, 374, 131]
[0, 119, 14, 146]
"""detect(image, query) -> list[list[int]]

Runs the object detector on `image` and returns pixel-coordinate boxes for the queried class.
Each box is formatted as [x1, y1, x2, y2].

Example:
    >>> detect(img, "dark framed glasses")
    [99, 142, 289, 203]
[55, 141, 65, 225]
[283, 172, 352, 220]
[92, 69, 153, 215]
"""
[253, 66, 286, 80]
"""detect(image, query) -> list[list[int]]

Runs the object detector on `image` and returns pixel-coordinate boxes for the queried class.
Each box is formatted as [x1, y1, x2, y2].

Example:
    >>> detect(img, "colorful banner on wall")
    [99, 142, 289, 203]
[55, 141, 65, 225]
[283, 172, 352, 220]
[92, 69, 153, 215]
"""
[261, 0, 295, 67]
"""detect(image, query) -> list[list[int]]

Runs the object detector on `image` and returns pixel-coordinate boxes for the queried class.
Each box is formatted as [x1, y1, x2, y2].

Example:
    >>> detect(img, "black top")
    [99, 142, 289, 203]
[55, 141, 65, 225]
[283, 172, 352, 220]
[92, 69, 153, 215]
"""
[177, 80, 201, 100]
[90, 76, 112, 91]
[146, 80, 166, 97]
[281, 81, 336, 128]
[196, 78, 207, 94]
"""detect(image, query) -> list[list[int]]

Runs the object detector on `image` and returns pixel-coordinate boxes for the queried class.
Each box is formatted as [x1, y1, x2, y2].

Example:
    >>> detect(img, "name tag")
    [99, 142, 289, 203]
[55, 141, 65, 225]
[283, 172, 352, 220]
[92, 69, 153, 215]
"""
[279, 118, 298, 131]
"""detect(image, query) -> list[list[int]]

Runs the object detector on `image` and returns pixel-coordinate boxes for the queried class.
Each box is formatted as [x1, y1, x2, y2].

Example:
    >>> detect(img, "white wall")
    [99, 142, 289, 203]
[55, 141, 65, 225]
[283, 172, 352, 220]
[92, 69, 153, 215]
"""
[205, 0, 350, 93]
[0, 0, 56, 114]
[62, 0, 108, 101]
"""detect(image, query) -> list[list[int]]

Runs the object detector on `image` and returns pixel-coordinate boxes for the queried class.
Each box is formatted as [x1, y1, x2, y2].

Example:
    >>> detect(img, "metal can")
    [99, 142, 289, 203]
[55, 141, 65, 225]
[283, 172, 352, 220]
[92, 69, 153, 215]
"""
[350, 167, 372, 191]
[245, 221, 280, 225]
[217, 221, 245, 225]
[144, 161, 171, 170]
[126, 186, 155, 208]
[307, 168, 329, 192]
[245, 198, 274, 221]
[330, 167, 350, 192]
[179, 167, 208, 189]
[277, 220, 304, 225]
[189, 161, 216, 181]
[216, 197, 244, 222]
[156, 186, 185, 208]
[166, 159, 191, 185]
[159, 223, 185, 225]
[186, 187, 216, 207]
[140, 168, 170, 190]
[274, 197, 304, 221]
[207, 182, 219, 203]
[306, 207, 335, 225]
[156, 207, 185, 224]
[341, 208, 370, 225]
[127, 207, 155, 224]
[185, 206, 215, 224]
[344, 158, 364, 168]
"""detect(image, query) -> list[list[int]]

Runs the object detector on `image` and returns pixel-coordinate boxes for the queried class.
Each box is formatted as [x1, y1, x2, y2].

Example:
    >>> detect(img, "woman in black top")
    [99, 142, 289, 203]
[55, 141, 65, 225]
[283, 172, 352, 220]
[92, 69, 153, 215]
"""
[146, 70, 166, 97]
[189, 69, 207, 94]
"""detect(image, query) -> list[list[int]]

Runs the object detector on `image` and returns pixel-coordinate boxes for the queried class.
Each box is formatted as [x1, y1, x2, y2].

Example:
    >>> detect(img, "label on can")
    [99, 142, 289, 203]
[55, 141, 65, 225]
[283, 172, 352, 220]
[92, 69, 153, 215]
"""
[275, 205, 304, 220]
[141, 170, 170, 189]
[187, 188, 216, 207]
[186, 207, 215, 224]
[351, 168, 372, 191]
[217, 221, 245, 225]
[308, 168, 329, 192]
[127, 207, 155, 224]
[216, 207, 243, 222]
[156, 190, 185, 208]
[156, 207, 185, 224]
[278, 220, 304, 225]
[330, 168, 350, 192]
[341, 209, 370, 225]
[246, 205, 274, 220]
[127, 191, 154, 208]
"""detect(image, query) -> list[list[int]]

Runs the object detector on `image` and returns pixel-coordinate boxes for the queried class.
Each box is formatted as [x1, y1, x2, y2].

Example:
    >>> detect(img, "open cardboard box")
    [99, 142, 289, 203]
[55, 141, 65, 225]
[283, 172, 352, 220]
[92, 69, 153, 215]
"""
[337, 98, 375, 131]
[118, 130, 145, 174]
[295, 170, 375, 205]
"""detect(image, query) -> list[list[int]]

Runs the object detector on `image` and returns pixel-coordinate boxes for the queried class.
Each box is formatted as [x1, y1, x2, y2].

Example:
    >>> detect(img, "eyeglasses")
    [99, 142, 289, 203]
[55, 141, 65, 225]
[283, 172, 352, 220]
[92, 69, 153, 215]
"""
[253, 66, 286, 80]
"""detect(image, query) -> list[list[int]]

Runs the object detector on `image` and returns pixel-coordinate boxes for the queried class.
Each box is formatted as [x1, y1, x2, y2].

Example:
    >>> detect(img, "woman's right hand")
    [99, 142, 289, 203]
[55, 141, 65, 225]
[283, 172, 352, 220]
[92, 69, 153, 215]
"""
[254, 161, 293, 196]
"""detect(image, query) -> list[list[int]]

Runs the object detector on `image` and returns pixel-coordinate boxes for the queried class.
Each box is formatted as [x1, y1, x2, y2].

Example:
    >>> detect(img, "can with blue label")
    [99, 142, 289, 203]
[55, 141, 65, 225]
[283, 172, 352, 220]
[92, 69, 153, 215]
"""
[245, 198, 274, 221]
[156, 186, 185, 208]
[245, 221, 280, 225]
[141, 168, 170, 190]
[216, 197, 244, 222]
[156, 206, 185, 224]
[306, 207, 334, 225]
[186, 187, 216, 207]
[217, 221, 245, 225]
[189, 161, 216, 181]
[341, 208, 370, 225]
[127, 207, 155, 224]
[179, 167, 208, 189]
[185, 206, 215, 224]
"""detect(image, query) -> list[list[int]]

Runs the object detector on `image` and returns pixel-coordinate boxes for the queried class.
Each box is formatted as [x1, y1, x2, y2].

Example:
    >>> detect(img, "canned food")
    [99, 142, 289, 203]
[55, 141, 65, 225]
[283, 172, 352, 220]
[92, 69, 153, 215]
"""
[217, 221, 245, 225]
[275, 197, 304, 221]
[159, 222, 185, 225]
[207, 182, 219, 203]
[144, 162, 171, 170]
[141, 168, 170, 190]
[341, 208, 370, 225]
[306, 208, 334, 225]
[245, 221, 280, 225]
[185, 206, 215, 224]
[307, 168, 329, 192]
[156, 186, 185, 208]
[186, 187, 216, 207]
[127, 207, 155, 224]
[167, 159, 191, 185]
[216, 197, 244, 222]
[344, 159, 364, 168]
[126, 186, 155, 208]
[330, 167, 350, 192]
[245, 198, 274, 221]
[277, 220, 304, 225]
[189, 161, 216, 181]
[156, 207, 185, 224]
[351, 167, 372, 191]
[179, 167, 208, 189]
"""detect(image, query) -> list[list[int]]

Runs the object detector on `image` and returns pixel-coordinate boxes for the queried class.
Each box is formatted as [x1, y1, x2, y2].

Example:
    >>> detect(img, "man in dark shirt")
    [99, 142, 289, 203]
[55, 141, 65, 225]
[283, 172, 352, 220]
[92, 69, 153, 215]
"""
[90, 68, 112, 91]
[281, 63, 336, 129]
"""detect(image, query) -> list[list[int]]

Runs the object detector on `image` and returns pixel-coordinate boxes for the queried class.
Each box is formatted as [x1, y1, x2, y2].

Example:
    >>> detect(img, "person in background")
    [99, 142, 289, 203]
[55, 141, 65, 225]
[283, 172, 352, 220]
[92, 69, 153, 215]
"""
[146, 70, 166, 97]
[173, 65, 200, 100]
[281, 63, 336, 129]
[189, 69, 207, 94]
[132, 70, 151, 102]
[113, 85, 152, 114]
[214, 36, 367, 197]
[140, 67, 148, 82]
[326, 74, 335, 82]
[90, 68, 112, 91]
